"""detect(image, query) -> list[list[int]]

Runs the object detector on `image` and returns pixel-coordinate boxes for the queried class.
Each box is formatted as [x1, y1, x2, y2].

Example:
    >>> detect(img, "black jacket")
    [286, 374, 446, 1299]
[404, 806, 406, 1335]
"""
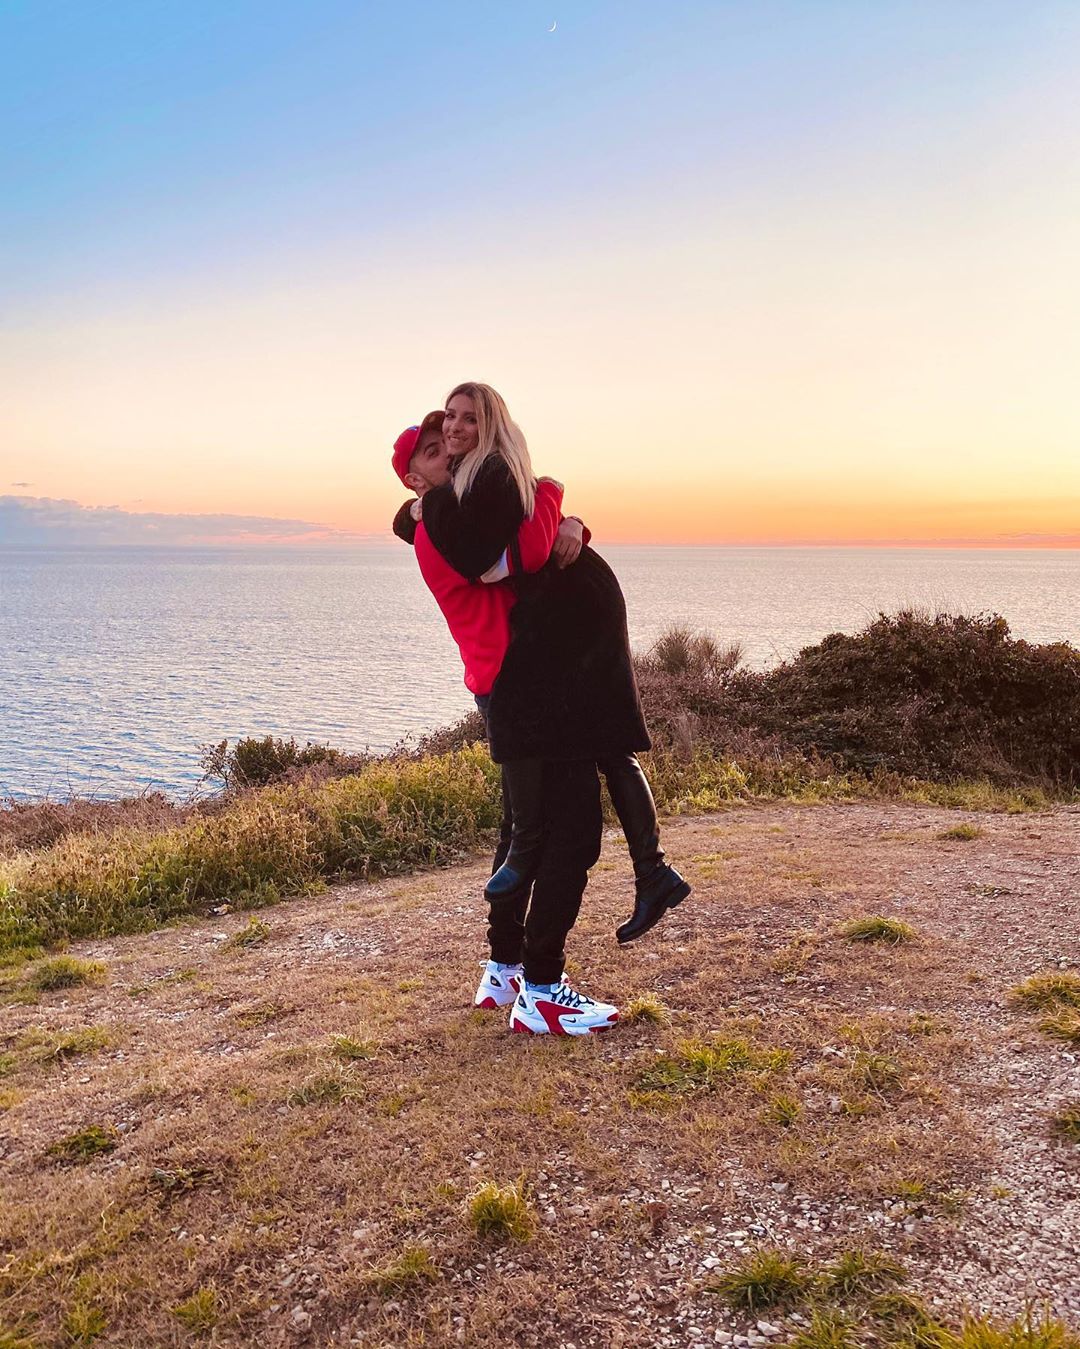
[400, 457, 650, 764]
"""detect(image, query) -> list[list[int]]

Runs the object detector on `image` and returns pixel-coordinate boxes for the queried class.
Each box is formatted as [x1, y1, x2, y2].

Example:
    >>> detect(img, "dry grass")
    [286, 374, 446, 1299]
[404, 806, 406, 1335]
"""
[706, 1246, 811, 1311]
[24, 954, 106, 991]
[1050, 1103, 1080, 1145]
[839, 915, 916, 945]
[1008, 971, 1080, 1012]
[938, 823, 984, 841]
[0, 802, 1074, 1346]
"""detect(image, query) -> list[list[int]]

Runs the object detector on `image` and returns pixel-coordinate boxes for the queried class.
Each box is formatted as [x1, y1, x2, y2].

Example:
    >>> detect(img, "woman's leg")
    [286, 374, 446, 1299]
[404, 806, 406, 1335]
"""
[485, 758, 547, 899]
[597, 752, 691, 943]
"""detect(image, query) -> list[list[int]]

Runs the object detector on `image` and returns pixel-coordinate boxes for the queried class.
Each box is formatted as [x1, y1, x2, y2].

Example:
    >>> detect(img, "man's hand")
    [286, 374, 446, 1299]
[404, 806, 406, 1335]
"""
[552, 516, 584, 568]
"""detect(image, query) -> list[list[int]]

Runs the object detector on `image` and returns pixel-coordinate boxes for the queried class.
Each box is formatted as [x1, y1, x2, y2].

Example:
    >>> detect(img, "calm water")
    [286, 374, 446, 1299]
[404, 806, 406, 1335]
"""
[2, 545, 1078, 800]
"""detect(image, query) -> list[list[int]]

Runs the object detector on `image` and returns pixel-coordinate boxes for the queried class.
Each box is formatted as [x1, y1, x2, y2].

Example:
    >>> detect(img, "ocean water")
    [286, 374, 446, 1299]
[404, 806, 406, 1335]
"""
[2, 544, 1078, 800]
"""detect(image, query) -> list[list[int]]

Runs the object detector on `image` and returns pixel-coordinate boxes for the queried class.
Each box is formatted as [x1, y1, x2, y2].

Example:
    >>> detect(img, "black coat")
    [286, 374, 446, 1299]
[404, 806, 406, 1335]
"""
[402, 457, 651, 764]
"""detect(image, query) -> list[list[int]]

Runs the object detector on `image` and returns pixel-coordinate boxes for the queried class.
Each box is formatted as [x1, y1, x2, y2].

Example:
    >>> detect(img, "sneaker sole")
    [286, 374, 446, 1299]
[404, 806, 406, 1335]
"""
[510, 1016, 619, 1036]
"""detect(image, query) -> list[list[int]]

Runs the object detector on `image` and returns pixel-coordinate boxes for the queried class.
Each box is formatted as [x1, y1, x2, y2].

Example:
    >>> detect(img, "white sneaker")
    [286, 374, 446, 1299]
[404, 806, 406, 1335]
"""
[509, 979, 620, 1036]
[473, 960, 524, 1010]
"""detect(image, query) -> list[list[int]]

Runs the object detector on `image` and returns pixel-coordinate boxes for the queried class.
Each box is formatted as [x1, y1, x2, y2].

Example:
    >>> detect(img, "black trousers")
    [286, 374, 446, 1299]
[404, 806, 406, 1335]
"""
[476, 698, 602, 985]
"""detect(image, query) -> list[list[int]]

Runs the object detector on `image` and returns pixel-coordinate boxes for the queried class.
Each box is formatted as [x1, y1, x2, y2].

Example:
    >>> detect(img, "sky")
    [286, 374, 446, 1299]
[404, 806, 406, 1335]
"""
[2, 0, 1080, 547]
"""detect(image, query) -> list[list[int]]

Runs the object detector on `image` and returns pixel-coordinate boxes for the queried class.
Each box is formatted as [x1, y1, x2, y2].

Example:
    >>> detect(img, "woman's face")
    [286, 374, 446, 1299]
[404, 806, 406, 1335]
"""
[443, 393, 479, 457]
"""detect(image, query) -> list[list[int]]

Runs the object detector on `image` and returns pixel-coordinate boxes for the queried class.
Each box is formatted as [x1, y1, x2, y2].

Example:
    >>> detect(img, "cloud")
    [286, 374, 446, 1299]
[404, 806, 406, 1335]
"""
[0, 495, 370, 546]
[10, 481, 32, 487]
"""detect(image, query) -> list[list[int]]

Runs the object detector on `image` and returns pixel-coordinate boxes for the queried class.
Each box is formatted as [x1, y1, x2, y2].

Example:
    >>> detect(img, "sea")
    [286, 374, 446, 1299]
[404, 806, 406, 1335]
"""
[2, 544, 1079, 801]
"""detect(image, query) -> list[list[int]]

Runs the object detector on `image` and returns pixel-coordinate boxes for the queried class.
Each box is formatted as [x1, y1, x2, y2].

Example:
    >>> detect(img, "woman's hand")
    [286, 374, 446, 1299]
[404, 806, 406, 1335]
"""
[410, 497, 423, 522]
[552, 516, 584, 568]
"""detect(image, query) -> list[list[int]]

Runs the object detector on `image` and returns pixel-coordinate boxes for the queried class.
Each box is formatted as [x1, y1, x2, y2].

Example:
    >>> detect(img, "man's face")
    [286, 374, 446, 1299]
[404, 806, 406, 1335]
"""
[406, 429, 451, 495]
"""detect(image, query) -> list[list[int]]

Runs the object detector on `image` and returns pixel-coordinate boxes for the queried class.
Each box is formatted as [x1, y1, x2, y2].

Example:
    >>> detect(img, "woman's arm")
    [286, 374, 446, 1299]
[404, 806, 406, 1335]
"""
[392, 499, 418, 545]
[421, 456, 526, 579]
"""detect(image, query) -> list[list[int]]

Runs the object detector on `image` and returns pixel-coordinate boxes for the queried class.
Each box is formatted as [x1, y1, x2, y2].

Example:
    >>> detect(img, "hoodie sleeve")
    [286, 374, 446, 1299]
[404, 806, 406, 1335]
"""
[421, 457, 526, 580]
[392, 499, 418, 545]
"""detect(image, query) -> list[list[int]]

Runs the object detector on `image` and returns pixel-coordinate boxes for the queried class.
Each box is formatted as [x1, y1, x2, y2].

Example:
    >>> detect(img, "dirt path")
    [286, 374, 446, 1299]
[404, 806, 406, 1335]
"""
[2, 800, 1078, 1347]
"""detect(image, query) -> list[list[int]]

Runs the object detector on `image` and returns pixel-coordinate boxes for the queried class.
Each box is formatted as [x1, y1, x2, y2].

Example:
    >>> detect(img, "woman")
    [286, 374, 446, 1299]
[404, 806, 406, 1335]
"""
[395, 384, 688, 1034]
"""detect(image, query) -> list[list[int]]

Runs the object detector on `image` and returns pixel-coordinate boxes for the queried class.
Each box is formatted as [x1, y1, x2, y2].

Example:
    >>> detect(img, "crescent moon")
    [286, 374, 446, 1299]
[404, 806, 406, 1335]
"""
[548, 20, 557, 32]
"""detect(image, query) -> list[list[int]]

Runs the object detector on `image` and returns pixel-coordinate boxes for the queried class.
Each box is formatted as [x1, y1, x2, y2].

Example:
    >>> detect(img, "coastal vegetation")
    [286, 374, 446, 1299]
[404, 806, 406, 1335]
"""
[1, 610, 1077, 958]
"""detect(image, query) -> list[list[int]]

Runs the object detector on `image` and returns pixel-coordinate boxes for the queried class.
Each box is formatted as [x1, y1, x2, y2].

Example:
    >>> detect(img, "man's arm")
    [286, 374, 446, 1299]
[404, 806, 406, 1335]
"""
[392, 499, 419, 545]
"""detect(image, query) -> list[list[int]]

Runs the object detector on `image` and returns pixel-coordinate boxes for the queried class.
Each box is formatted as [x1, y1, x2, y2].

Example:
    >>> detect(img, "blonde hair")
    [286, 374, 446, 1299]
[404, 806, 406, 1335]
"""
[446, 382, 536, 518]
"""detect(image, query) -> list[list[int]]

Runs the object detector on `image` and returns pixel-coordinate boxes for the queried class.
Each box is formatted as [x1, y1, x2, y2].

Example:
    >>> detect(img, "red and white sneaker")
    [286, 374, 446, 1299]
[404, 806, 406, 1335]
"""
[473, 960, 524, 1010]
[509, 979, 620, 1036]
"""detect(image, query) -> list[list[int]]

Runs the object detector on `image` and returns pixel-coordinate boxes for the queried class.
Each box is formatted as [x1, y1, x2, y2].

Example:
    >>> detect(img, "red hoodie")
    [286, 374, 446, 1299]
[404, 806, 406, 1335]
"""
[412, 479, 580, 695]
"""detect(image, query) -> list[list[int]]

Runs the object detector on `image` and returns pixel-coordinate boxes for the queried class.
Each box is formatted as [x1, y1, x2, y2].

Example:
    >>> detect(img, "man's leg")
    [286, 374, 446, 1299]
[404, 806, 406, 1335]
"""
[597, 752, 692, 944]
[521, 760, 603, 985]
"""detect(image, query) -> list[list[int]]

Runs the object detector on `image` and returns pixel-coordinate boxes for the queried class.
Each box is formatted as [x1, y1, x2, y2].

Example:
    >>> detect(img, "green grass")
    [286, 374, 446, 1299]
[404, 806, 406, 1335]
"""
[707, 1247, 811, 1312]
[0, 746, 503, 954]
[1050, 1102, 1080, 1144]
[363, 1244, 439, 1292]
[851, 1051, 905, 1095]
[634, 1035, 790, 1100]
[839, 916, 916, 945]
[61, 1302, 108, 1344]
[45, 1124, 118, 1164]
[465, 1179, 535, 1242]
[220, 916, 272, 951]
[822, 1248, 907, 1299]
[18, 1025, 112, 1064]
[790, 1310, 857, 1349]
[25, 955, 106, 991]
[1008, 971, 1080, 1012]
[1039, 1007, 1080, 1044]
[938, 823, 984, 841]
[622, 991, 672, 1026]
[908, 1311, 1080, 1349]
[286, 1068, 363, 1107]
[170, 1286, 220, 1334]
[763, 1093, 802, 1127]
[328, 1032, 376, 1061]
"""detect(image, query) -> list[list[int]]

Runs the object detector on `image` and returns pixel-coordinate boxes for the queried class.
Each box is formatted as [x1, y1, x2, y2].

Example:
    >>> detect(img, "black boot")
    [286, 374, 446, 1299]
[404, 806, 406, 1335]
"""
[601, 753, 691, 943]
[485, 759, 546, 899]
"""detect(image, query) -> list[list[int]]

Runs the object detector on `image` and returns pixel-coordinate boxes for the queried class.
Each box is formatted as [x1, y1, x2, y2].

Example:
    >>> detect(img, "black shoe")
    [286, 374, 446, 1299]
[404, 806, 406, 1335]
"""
[615, 864, 691, 944]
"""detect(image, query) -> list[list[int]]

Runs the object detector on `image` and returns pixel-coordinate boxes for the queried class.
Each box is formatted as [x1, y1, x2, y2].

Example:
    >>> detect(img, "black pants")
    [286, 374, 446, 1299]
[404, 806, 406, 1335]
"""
[476, 697, 602, 985]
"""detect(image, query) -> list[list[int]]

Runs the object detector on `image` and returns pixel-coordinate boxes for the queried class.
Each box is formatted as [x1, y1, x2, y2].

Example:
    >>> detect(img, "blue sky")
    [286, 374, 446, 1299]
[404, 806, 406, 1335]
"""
[3, 2, 1080, 544]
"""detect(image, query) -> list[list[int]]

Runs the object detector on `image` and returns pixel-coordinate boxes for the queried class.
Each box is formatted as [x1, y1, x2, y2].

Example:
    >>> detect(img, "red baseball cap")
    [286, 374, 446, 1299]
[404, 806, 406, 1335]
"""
[391, 409, 445, 485]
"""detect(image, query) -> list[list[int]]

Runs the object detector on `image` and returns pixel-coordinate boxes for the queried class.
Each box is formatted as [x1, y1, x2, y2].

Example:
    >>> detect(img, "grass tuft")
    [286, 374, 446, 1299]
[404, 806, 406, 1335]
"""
[61, 1303, 108, 1344]
[45, 1124, 118, 1164]
[790, 1309, 857, 1349]
[763, 1093, 802, 1127]
[840, 915, 916, 945]
[938, 823, 983, 841]
[908, 1310, 1080, 1348]
[170, 1286, 220, 1334]
[220, 916, 272, 951]
[706, 1246, 811, 1312]
[1008, 971, 1080, 1012]
[25, 955, 106, 991]
[1049, 1102, 1080, 1144]
[19, 1024, 112, 1064]
[622, 991, 672, 1026]
[634, 1034, 790, 1099]
[287, 1068, 362, 1107]
[465, 1179, 535, 1243]
[1039, 1006, 1080, 1044]
[822, 1248, 907, 1299]
[851, 1051, 905, 1095]
[328, 1032, 376, 1061]
[363, 1244, 439, 1292]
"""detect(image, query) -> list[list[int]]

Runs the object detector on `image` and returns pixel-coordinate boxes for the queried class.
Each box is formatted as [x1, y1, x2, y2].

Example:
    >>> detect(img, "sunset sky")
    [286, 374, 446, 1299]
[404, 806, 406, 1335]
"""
[3, 1, 1080, 546]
